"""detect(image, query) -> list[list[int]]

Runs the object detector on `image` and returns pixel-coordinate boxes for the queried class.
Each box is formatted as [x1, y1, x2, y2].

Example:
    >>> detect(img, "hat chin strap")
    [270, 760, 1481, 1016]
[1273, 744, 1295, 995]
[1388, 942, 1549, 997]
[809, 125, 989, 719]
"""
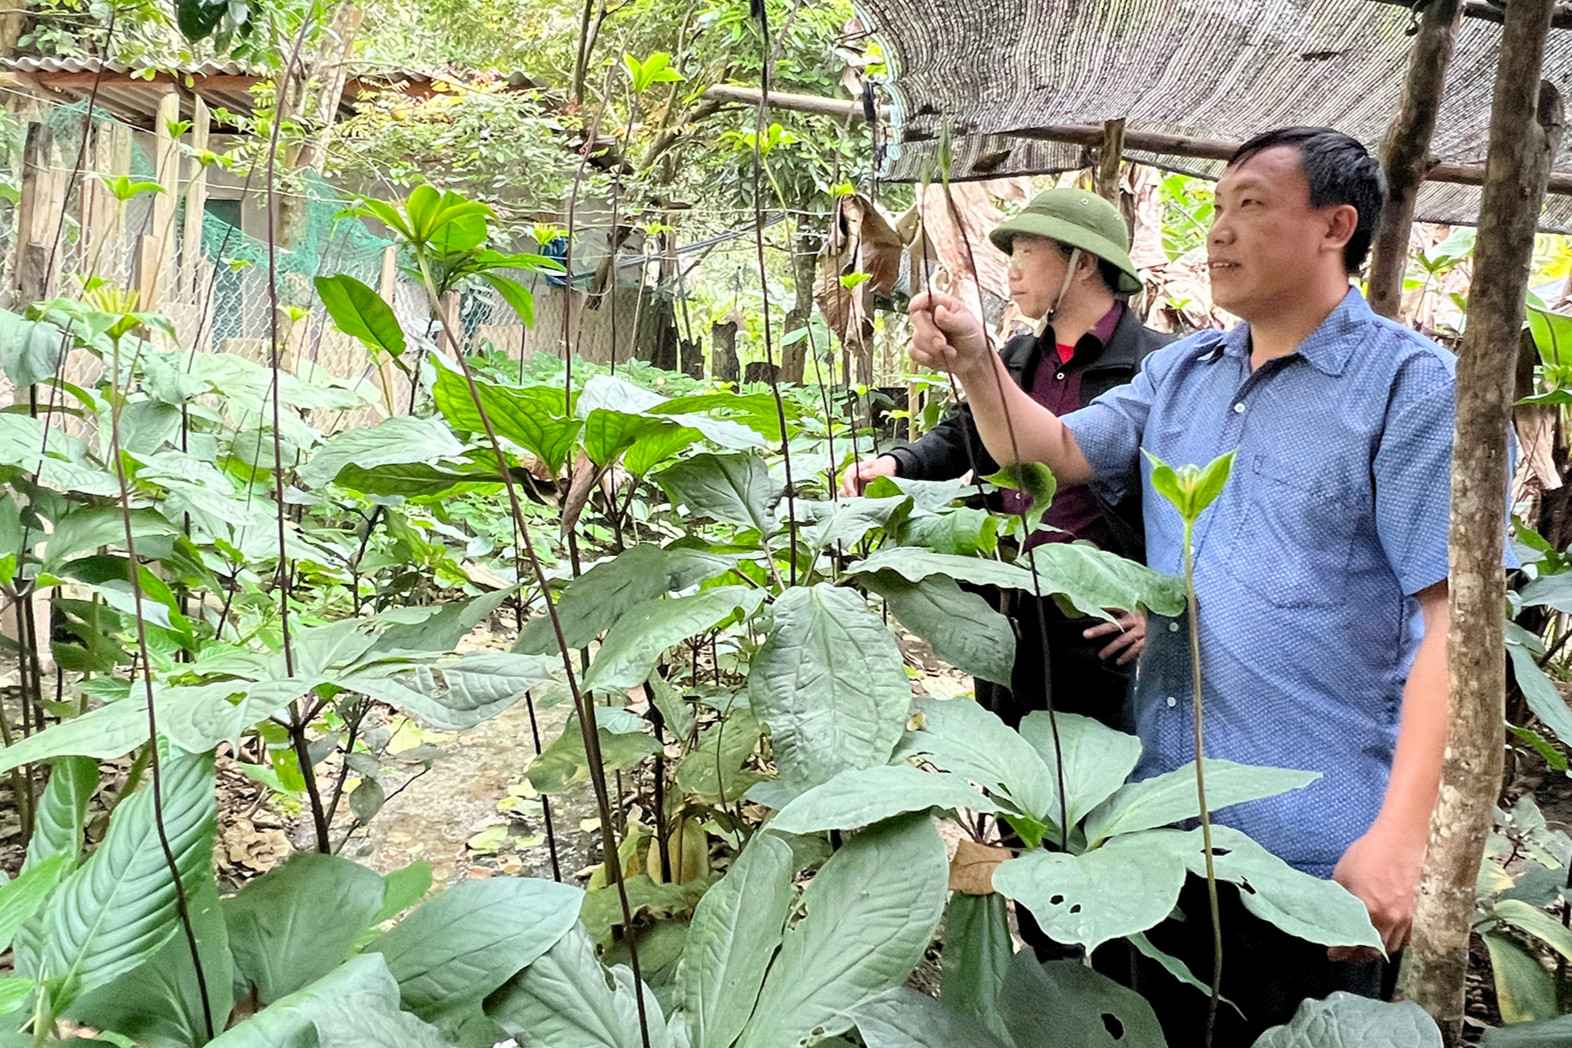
[1034, 247, 1082, 337]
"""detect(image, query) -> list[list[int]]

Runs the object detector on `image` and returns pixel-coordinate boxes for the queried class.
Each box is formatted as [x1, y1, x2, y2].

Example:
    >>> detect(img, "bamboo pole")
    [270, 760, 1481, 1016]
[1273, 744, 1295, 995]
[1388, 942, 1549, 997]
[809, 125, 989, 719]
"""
[1095, 117, 1125, 206]
[137, 90, 180, 312]
[181, 95, 209, 301]
[1369, 0, 1466, 318]
[1402, 1, 1564, 1042]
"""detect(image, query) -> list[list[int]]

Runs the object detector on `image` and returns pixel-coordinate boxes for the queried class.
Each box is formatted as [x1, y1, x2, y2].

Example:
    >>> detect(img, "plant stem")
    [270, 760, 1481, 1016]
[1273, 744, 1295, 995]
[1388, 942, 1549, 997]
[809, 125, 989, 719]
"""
[1184, 518, 1223, 1046]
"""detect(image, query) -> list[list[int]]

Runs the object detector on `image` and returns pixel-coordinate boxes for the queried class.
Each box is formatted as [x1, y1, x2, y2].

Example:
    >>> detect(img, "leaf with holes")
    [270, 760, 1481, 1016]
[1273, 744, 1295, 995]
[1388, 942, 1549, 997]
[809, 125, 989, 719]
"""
[999, 952, 1166, 1048]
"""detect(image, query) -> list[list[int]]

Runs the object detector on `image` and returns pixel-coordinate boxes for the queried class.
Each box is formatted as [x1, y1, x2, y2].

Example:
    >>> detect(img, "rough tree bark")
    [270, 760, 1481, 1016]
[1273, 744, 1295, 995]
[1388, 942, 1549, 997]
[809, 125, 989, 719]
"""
[1403, 1, 1563, 1041]
[712, 317, 740, 384]
[1368, 0, 1465, 318]
[780, 226, 817, 385]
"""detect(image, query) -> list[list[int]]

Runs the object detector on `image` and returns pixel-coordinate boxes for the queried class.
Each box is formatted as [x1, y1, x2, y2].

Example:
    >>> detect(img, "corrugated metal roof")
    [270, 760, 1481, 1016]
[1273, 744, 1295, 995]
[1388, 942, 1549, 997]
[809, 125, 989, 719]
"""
[4, 56, 252, 75]
[862, 0, 1572, 229]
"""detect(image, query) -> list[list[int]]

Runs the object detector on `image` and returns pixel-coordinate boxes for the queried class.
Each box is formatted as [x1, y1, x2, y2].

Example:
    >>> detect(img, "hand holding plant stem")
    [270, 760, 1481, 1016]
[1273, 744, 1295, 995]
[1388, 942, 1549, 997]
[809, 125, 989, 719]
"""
[1145, 448, 1236, 1047]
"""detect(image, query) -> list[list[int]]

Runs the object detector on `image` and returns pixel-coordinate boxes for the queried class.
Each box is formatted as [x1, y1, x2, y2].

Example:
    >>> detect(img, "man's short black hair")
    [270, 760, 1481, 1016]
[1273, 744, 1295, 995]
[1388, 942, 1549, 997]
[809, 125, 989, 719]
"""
[1228, 127, 1388, 274]
[1052, 241, 1124, 297]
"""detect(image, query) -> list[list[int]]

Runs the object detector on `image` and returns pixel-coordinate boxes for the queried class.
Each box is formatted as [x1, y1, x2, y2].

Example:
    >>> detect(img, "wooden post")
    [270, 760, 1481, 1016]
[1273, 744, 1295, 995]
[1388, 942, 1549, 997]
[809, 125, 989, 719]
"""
[1402, 0, 1563, 1042]
[181, 95, 210, 300]
[11, 121, 52, 305]
[1369, 0, 1466, 319]
[1094, 118, 1125, 207]
[712, 316, 740, 383]
[137, 91, 181, 311]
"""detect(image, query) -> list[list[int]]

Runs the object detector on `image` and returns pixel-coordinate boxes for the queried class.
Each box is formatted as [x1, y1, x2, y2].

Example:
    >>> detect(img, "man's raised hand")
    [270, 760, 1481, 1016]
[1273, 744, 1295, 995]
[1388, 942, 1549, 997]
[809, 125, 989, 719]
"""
[909, 290, 990, 376]
[839, 455, 899, 498]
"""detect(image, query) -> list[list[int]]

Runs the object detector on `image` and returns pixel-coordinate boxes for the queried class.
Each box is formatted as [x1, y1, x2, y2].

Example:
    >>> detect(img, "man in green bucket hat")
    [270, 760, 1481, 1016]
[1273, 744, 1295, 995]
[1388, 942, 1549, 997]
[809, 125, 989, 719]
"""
[841, 187, 1168, 731]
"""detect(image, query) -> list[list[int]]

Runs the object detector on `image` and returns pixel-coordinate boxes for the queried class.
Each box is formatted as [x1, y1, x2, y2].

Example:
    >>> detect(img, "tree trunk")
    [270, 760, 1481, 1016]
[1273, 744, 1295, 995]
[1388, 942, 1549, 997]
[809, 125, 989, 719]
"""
[712, 317, 739, 384]
[780, 226, 817, 385]
[1368, 0, 1465, 319]
[277, 2, 361, 247]
[1403, 1, 1563, 1040]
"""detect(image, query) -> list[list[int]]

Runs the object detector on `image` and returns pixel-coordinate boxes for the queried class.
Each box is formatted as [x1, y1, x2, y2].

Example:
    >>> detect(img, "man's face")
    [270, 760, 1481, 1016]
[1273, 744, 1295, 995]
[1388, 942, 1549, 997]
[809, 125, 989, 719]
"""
[1006, 235, 1072, 319]
[1208, 145, 1346, 319]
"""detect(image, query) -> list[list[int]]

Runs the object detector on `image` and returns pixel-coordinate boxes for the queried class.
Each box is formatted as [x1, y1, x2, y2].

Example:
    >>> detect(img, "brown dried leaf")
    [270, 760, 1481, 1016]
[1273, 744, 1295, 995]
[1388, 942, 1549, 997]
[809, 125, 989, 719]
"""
[948, 837, 1010, 895]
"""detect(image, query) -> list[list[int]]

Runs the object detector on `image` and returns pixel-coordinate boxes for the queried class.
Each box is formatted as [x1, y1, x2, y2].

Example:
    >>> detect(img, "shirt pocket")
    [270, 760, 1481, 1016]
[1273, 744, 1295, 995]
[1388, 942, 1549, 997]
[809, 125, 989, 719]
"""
[1226, 454, 1360, 610]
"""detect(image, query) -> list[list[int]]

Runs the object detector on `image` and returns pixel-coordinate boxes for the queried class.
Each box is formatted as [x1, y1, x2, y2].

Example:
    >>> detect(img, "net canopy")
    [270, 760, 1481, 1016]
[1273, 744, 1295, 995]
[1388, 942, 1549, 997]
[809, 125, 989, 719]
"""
[861, 0, 1572, 230]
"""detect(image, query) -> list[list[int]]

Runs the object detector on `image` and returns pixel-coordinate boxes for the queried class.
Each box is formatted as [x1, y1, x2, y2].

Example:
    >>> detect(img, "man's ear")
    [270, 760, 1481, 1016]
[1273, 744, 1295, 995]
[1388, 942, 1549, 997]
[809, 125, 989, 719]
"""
[1324, 203, 1359, 257]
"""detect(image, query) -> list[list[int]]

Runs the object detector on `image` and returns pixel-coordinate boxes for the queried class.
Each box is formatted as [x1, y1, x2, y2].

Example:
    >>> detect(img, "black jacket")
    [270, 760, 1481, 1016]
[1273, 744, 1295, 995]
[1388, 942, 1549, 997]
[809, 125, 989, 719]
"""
[884, 307, 1170, 560]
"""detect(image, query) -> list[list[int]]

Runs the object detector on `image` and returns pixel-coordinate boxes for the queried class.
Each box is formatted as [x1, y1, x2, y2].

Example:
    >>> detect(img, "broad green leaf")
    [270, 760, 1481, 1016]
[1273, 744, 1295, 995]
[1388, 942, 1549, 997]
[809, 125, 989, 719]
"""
[999, 953, 1166, 1048]
[582, 409, 675, 469]
[855, 987, 1009, 1048]
[368, 590, 515, 658]
[767, 766, 997, 832]
[1143, 449, 1236, 526]
[1483, 1013, 1572, 1046]
[862, 474, 967, 513]
[69, 869, 233, 1048]
[749, 584, 911, 795]
[1490, 898, 1572, 962]
[31, 749, 215, 1010]
[673, 706, 763, 803]
[368, 876, 583, 1034]
[0, 698, 150, 774]
[581, 587, 766, 692]
[846, 548, 1033, 592]
[735, 816, 948, 1048]
[863, 572, 1015, 685]
[659, 390, 801, 444]
[0, 310, 68, 387]
[986, 462, 1056, 533]
[1519, 574, 1572, 616]
[298, 417, 465, 489]
[225, 854, 387, 1004]
[525, 712, 658, 795]
[676, 833, 794, 1048]
[160, 679, 310, 756]
[0, 855, 69, 951]
[1252, 991, 1440, 1048]
[479, 273, 535, 328]
[346, 652, 559, 732]
[374, 861, 434, 925]
[485, 922, 669, 1048]
[331, 461, 501, 498]
[938, 893, 1012, 1042]
[1483, 931, 1557, 1025]
[431, 363, 580, 475]
[206, 952, 454, 1048]
[992, 833, 1186, 954]
[579, 875, 710, 945]
[1017, 712, 1142, 828]
[794, 497, 909, 553]
[1145, 827, 1380, 950]
[0, 978, 33, 1017]
[892, 698, 1056, 832]
[1024, 542, 1187, 619]
[24, 757, 97, 873]
[1083, 760, 1320, 844]
[656, 453, 781, 537]
[899, 508, 999, 557]
[514, 544, 739, 656]
[1506, 628, 1572, 747]
[315, 275, 407, 359]
[1127, 930, 1241, 1014]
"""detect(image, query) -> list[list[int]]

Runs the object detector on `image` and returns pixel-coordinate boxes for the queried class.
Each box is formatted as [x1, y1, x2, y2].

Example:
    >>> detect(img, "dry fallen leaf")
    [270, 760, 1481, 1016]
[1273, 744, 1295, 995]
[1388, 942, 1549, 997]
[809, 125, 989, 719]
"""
[948, 837, 1011, 895]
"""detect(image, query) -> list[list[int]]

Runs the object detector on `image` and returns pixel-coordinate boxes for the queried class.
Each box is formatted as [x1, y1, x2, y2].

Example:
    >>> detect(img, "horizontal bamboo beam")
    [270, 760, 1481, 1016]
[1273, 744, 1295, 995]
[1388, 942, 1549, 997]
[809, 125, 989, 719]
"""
[1004, 122, 1572, 195]
[1368, 0, 1572, 30]
[701, 83, 888, 121]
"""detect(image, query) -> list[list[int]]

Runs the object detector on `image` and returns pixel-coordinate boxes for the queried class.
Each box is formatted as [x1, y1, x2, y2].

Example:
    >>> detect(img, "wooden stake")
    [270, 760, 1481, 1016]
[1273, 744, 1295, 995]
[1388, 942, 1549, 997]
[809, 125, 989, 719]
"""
[1369, 0, 1466, 319]
[181, 96, 210, 301]
[138, 90, 180, 311]
[1402, 1, 1564, 1042]
[1095, 118, 1125, 207]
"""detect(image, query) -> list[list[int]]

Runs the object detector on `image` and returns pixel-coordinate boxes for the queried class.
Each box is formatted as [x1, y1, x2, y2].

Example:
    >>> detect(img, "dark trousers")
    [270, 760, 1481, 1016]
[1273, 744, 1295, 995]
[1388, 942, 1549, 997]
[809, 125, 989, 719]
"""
[1090, 878, 1397, 1047]
[969, 584, 1131, 731]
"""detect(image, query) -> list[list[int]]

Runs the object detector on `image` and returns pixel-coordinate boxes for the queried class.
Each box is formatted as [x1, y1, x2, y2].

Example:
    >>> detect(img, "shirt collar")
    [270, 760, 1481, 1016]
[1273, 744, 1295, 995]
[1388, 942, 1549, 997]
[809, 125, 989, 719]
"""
[1222, 286, 1367, 376]
[1032, 301, 1126, 360]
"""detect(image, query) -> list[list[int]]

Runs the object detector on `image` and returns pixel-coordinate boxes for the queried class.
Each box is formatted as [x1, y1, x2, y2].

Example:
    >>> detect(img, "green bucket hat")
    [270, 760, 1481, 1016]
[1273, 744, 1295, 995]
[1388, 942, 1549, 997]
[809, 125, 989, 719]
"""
[989, 188, 1142, 294]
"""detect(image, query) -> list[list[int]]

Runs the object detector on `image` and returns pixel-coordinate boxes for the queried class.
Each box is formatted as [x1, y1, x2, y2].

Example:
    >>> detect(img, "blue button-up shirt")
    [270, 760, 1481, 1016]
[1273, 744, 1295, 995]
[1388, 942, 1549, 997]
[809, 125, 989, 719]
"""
[1062, 289, 1456, 875]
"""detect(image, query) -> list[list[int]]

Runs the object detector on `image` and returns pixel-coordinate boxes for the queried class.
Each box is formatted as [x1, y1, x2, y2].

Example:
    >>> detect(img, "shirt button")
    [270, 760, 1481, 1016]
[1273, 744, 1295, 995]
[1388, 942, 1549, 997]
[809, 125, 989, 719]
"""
[1233, 402, 1246, 414]
[1056, 372, 1065, 381]
[1166, 696, 1178, 708]
[1168, 621, 1180, 632]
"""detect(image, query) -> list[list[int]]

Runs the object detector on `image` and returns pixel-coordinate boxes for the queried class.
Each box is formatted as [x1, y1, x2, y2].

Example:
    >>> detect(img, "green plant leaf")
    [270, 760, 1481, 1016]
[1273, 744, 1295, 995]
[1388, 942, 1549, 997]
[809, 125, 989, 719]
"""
[0, 311, 68, 387]
[986, 463, 1056, 533]
[525, 713, 658, 795]
[1017, 711, 1143, 828]
[1483, 931, 1558, 1026]
[0, 855, 69, 952]
[0, 978, 33, 1017]
[1146, 826, 1381, 949]
[794, 496, 910, 553]
[373, 861, 433, 925]
[676, 833, 794, 1048]
[864, 572, 1016, 685]
[1490, 898, 1572, 963]
[1252, 991, 1440, 1047]
[430, 362, 580, 474]
[1082, 760, 1320, 844]
[1483, 1013, 1572, 1046]
[749, 584, 911, 796]
[846, 548, 1034, 592]
[1024, 542, 1188, 618]
[346, 652, 559, 731]
[69, 868, 233, 1048]
[892, 698, 1056, 834]
[478, 273, 535, 328]
[24, 757, 97, 873]
[206, 952, 455, 1048]
[673, 706, 763, 803]
[581, 587, 766, 693]
[855, 986, 1009, 1048]
[938, 892, 1012, 1043]
[735, 815, 948, 1048]
[225, 854, 387, 1005]
[485, 922, 668, 1048]
[992, 833, 1186, 954]
[999, 953, 1166, 1048]
[1506, 626, 1572, 747]
[898, 508, 999, 557]
[314, 275, 407, 359]
[656, 453, 781, 538]
[298, 417, 465, 489]
[0, 698, 150, 774]
[29, 748, 215, 1012]
[768, 765, 997, 832]
[367, 876, 583, 1035]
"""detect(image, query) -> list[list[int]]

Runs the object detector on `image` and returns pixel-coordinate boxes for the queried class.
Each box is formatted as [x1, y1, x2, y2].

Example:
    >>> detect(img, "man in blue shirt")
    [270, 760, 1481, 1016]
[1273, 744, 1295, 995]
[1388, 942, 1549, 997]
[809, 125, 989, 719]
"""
[911, 128, 1457, 1042]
